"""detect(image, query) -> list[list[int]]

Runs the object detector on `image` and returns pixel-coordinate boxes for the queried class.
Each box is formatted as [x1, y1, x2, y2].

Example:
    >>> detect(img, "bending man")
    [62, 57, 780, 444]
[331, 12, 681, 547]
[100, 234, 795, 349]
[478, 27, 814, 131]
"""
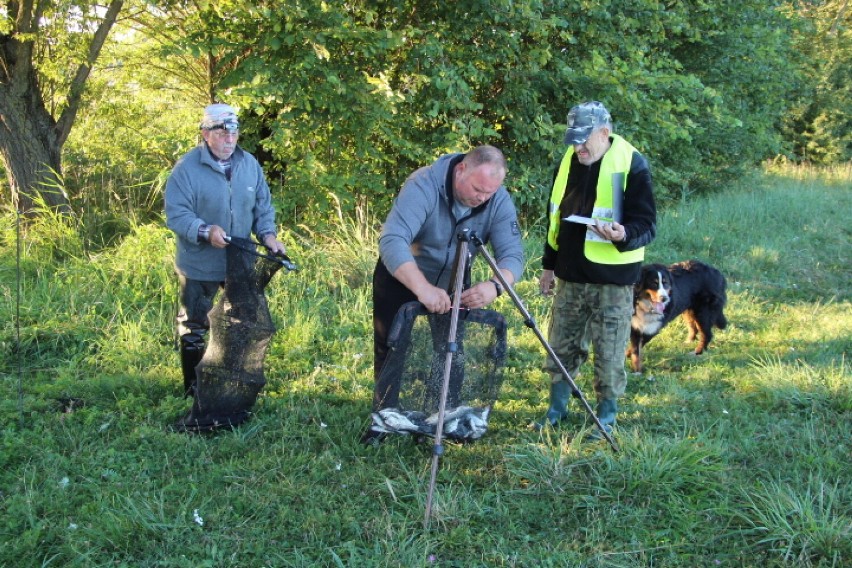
[366, 145, 525, 442]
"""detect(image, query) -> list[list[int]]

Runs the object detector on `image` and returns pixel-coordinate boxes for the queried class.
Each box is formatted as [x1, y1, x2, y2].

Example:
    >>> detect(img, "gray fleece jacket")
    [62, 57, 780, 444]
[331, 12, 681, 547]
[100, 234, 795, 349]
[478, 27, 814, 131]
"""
[165, 143, 278, 281]
[379, 153, 525, 290]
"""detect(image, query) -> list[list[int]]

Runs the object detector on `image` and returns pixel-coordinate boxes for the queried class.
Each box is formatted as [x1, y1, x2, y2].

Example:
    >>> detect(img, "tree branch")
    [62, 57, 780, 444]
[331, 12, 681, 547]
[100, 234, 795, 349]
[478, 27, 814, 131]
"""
[829, 0, 848, 35]
[54, 0, 124, 146]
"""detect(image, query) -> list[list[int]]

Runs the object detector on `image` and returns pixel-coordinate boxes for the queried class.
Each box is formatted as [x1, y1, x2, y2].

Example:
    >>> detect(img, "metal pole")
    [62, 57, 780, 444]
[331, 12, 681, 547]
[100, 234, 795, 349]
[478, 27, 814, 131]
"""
[222, 235, 298, 271]
[424, 229, 470, 529]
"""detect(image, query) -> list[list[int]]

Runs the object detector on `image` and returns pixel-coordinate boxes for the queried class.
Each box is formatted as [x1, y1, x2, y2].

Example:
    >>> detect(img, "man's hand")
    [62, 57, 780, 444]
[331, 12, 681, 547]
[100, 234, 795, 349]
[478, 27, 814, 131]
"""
[460, 271, 512, 309]
[207, 225, 229, 248]
[459, 281, 495, 309]
[539, 269, 556, 296]
[590, 219, 626, 243]
[417, 285, 452, 314]
[262, 234, 287, 256]
[392, 262, 452, 313]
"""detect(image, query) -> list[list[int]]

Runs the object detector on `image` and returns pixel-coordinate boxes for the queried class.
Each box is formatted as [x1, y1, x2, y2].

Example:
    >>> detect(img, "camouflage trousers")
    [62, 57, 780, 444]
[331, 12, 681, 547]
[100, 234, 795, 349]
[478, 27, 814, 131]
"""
[545, 280, 633, 400]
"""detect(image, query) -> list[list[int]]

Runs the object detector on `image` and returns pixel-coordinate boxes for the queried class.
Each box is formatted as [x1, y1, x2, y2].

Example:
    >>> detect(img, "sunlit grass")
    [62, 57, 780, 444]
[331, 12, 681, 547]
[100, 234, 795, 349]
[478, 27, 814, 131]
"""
[0, 167, 849, 566]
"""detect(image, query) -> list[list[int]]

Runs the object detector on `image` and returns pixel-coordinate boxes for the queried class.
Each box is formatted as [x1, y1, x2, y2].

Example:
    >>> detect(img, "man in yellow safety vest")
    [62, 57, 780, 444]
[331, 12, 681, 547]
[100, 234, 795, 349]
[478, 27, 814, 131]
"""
[537, 101, 656, 438]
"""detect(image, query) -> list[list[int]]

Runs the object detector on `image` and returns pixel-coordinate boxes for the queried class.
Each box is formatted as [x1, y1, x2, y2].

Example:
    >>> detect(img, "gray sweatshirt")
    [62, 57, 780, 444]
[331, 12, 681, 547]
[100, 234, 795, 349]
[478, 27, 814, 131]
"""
[379, 153, 525, 290]
[165, 143, 278, 281]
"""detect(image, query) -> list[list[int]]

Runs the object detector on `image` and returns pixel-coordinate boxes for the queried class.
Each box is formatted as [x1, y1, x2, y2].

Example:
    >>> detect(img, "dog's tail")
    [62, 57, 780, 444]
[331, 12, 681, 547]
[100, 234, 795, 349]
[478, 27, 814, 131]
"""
[714, 276, 728, 330]
[715, 310, 728, 330]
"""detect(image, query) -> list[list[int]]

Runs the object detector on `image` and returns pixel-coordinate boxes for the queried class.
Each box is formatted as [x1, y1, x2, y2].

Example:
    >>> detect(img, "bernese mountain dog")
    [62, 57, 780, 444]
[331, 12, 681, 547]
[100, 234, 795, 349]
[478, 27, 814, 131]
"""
[627, 260, 728, 373]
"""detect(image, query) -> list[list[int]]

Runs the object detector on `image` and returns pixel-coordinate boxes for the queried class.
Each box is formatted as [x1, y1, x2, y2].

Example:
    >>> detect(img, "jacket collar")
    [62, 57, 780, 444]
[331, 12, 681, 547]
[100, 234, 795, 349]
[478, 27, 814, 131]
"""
[200, 143, 243, 169]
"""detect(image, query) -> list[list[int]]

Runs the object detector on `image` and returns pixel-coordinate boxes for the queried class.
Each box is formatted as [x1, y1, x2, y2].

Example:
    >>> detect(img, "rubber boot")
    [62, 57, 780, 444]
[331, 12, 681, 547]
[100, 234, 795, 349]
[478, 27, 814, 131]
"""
[179, 332, 206, 398]
[586, 398, 617, 441]
[535, 380, 574, 430]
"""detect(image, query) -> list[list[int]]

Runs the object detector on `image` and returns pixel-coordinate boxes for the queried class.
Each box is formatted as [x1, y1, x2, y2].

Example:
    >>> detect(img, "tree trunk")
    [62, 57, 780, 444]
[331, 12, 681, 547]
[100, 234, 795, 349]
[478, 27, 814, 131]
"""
[0, 0, 124, 215]
[0, 85, 68, 214]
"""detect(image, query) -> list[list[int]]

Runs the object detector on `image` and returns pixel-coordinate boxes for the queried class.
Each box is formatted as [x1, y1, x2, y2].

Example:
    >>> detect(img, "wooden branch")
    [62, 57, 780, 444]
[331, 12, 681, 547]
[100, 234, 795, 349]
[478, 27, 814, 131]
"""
[54, 0, 124, 146]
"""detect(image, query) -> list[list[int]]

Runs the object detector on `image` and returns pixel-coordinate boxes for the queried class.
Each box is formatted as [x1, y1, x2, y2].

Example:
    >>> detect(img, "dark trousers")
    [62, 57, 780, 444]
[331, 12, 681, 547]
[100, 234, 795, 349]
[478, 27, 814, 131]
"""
[372, 260, 418, 410]
[176, 276, 221, 336]
[176, 276, 222, 395]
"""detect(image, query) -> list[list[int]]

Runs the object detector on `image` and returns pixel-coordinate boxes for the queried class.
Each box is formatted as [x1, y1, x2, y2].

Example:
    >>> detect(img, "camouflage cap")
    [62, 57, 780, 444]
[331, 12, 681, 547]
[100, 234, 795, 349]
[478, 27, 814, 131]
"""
[564, 101, 612, 145]
[200, 103, 239, 131]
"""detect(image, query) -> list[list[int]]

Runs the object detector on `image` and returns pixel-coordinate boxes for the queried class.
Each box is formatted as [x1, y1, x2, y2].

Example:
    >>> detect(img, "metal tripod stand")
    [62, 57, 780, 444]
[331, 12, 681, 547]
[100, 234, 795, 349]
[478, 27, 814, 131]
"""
[423, 228, 619, 530]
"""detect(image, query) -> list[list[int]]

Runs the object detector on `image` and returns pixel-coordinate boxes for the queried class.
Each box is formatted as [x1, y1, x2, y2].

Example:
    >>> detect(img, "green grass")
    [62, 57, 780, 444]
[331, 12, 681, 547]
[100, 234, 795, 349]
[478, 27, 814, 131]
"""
[1, 165, 850, 567]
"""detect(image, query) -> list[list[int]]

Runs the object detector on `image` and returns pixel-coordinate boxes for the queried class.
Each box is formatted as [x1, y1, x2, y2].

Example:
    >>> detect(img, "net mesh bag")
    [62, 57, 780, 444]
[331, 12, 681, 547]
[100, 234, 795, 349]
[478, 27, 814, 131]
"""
[371, 301, 507, 441]
[175, 237, 283, 432]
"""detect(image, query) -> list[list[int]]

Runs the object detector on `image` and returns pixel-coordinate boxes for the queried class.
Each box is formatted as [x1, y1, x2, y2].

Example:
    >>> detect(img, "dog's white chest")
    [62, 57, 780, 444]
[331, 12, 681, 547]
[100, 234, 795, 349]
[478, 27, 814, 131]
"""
[634, 313, 665, 335]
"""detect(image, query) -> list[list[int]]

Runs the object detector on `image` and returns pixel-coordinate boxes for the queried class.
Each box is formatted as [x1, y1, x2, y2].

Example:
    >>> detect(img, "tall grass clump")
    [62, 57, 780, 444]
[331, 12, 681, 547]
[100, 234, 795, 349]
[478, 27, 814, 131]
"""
[733, 478, 851, 564]
[0, 165, 850, 566]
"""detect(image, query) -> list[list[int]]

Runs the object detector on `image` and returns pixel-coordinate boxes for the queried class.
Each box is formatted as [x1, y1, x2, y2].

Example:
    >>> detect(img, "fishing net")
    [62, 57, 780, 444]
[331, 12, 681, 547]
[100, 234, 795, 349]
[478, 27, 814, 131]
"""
[370, 301, 507, 441]
[174, 237, 284, 432]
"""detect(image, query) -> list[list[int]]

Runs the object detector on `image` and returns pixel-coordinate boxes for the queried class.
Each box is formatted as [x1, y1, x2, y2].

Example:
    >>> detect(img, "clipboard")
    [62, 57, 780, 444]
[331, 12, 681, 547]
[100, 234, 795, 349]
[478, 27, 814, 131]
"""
[563, 215, 597, 226]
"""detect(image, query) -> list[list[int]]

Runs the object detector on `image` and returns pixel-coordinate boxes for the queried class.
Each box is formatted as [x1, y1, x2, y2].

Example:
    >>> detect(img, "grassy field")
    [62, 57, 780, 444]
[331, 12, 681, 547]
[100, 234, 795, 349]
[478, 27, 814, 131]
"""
[1, 165, 850, 567]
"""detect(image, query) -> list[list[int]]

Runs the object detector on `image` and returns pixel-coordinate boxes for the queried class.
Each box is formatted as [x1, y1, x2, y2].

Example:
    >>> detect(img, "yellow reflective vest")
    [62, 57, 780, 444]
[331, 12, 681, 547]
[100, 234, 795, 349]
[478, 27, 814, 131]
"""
[546, 134, 645, 265]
